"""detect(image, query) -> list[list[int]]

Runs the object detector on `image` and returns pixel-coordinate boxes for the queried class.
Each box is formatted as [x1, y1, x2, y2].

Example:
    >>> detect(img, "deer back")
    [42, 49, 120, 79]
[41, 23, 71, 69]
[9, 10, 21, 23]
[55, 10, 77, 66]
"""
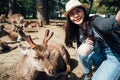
[7, 14, 24, 26]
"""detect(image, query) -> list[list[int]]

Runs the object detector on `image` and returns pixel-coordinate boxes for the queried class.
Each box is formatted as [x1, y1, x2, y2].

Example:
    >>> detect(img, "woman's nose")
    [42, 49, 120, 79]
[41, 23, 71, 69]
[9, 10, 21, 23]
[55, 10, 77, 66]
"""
[74, 13, 78, 17]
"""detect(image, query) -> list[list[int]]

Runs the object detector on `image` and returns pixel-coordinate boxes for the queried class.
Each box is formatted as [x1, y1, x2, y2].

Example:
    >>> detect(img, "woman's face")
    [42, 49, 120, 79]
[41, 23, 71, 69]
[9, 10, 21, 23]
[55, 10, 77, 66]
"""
[69, 7, 85, 25]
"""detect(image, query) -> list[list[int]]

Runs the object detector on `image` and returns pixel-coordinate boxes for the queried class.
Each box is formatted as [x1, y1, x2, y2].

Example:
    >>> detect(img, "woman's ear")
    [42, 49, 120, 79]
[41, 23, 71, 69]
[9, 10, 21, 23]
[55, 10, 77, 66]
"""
[115, 10, 120, 25]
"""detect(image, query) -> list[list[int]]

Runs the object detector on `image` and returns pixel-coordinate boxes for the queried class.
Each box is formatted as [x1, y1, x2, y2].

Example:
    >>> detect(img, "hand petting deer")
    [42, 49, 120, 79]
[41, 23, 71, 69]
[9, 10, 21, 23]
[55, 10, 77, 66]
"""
[16, 29, 71, 80]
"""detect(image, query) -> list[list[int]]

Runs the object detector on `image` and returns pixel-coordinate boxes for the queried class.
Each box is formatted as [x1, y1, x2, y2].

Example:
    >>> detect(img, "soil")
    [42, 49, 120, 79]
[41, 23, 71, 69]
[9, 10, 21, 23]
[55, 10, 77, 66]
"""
[0, 20, 84, 80]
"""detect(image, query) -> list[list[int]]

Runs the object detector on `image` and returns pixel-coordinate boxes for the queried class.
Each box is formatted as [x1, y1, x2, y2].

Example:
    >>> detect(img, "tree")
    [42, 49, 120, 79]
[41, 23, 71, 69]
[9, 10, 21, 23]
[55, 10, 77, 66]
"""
[91, 0, 106, 14]
[99, 0, 120, 15]
[80, 0, 94, 15]
[8, 0, 13, 17]
[36, 0, 49, 25]
[8, 0, 25, 17]
[0, 0, 9, 15]
[22, 0, 36, 18]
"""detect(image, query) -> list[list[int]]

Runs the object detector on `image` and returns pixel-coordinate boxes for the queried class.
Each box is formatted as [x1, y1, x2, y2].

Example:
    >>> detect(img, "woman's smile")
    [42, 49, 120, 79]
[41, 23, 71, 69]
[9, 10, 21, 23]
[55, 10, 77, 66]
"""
[69, 7, 85, 25]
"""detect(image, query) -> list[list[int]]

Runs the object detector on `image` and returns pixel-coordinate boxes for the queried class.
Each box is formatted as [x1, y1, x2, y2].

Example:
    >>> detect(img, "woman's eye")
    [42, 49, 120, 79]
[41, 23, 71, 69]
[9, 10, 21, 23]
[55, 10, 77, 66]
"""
[76, 10, 80, 13]
[69, 13, 74, 16]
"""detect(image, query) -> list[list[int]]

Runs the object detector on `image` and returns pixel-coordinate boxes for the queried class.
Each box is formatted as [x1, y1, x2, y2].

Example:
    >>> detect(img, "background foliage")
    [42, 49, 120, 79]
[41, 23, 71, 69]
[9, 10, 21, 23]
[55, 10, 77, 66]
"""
[0, 0, 120, 19]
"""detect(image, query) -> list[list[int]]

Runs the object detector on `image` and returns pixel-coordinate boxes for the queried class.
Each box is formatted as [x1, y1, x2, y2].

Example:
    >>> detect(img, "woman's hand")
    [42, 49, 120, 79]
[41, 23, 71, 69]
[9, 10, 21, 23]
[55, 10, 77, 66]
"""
[115, 10, 120, 25]
[85, 38, 94, 45]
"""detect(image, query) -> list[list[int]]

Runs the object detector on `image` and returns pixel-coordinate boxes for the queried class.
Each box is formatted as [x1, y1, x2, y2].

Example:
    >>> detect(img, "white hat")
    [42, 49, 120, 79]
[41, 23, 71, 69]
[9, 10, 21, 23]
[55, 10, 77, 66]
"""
[64, 0, 89, 17]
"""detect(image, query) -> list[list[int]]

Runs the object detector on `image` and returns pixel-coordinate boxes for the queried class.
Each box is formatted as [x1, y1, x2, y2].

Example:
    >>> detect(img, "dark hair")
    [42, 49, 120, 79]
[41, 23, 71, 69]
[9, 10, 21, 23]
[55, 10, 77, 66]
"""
[65, 6, 89, 48]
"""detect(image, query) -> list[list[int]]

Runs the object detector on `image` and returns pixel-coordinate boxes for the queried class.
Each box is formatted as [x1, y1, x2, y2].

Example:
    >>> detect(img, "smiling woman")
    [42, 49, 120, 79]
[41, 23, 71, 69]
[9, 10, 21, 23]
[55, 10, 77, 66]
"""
[64, 0, 120, 80]
[69, 7, 85, 25]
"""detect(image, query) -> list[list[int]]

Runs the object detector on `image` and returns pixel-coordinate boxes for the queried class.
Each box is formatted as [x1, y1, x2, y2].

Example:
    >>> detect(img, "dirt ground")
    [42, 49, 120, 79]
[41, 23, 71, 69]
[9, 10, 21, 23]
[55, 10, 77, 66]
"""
[0, 20, 84, 80]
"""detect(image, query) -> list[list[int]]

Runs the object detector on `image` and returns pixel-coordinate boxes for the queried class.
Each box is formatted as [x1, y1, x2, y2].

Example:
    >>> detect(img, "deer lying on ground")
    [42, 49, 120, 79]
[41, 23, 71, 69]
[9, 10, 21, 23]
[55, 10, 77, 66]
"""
[16, 29, 71, 80]
[0, 25, 23, 41]
[27, 21, 42, 28]
[9, 25, 23, 41]
[6, 14, 24, 27]
[23, 20, 42, 29]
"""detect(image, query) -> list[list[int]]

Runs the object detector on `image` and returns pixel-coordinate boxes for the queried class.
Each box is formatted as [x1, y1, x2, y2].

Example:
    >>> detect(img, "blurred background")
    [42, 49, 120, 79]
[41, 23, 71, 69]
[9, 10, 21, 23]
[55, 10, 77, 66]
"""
[0, 0, 120, 24]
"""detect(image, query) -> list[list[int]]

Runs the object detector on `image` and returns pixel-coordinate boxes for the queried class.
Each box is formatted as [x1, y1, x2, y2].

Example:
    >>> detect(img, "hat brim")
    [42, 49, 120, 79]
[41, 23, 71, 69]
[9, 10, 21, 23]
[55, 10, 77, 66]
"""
[64, 4, 88, 17]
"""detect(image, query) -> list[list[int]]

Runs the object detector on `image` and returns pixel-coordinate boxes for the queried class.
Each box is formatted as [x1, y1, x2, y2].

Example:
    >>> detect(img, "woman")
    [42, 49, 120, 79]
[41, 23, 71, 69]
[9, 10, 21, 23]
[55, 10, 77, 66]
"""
[64, 0, 120, 80]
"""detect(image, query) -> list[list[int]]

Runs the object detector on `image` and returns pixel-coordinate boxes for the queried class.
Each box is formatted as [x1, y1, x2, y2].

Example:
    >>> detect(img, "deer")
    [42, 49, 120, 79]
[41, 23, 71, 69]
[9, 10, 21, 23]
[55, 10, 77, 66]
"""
[22, 20, 42, 30]
[26, 20, 42, 28]
[6, 14, 24, 27]
[0, 25, 23, 41]
[16, 29, 71, 80]
[9, 25, 23, 41]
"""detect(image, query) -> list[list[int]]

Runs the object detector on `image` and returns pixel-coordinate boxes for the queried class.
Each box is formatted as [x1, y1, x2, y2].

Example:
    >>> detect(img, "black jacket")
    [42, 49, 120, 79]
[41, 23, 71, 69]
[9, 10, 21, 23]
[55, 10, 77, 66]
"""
[93, 16, 120, 55]
[76, 15, 120, 55]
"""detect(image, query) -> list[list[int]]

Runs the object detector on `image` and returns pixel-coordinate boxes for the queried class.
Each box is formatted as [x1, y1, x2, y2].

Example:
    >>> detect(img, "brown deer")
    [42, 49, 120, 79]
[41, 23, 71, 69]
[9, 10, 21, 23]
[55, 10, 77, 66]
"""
[22, 20, 42, 29]
[9, 25, 23, 41]
[0, 25, 23, 41]
[28, 21, 41, 28]
[16, 29, 71, 80]
[6, 14, 24, 27]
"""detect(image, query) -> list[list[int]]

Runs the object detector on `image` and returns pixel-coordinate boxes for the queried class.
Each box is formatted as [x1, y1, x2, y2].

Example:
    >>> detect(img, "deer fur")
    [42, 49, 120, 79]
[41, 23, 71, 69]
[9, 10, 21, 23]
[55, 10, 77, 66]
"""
[23, 20, 42, 28]
[16, 29, 71, 80]
[28, 21, 41, 28]
[9, 25, 23, 41]
[0, 25, 23, 41]
[6, 14, 24, 27]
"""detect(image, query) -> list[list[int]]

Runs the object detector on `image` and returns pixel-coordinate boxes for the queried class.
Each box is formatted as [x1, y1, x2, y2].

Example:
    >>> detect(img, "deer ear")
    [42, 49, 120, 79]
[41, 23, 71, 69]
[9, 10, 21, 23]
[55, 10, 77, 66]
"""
[42, 29, 54, 45]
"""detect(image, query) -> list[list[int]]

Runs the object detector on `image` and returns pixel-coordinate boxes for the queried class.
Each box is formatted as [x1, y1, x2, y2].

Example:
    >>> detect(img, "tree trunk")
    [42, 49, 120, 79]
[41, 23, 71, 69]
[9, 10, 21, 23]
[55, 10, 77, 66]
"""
[36, 0, 49, 26]
[8, 0, 13, 17]
[8, 0, 18, 17]
[88, 0, 94, 15]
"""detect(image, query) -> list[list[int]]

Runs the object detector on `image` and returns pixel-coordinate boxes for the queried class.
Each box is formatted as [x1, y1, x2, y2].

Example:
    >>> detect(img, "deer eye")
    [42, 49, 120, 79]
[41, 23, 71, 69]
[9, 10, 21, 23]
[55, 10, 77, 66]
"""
[34, 56, 43, 60]
[34, 56, 39, 59]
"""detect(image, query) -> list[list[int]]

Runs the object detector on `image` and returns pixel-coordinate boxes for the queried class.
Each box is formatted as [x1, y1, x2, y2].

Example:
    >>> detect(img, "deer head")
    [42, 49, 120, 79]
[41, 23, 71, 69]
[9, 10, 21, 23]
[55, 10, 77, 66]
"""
[18, 29, 57, 75]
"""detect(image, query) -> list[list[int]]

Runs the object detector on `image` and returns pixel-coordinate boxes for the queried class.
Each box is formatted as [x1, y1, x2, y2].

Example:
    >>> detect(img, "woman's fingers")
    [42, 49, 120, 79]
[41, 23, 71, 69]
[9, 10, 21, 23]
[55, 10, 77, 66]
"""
[115, 10, 120, 25]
